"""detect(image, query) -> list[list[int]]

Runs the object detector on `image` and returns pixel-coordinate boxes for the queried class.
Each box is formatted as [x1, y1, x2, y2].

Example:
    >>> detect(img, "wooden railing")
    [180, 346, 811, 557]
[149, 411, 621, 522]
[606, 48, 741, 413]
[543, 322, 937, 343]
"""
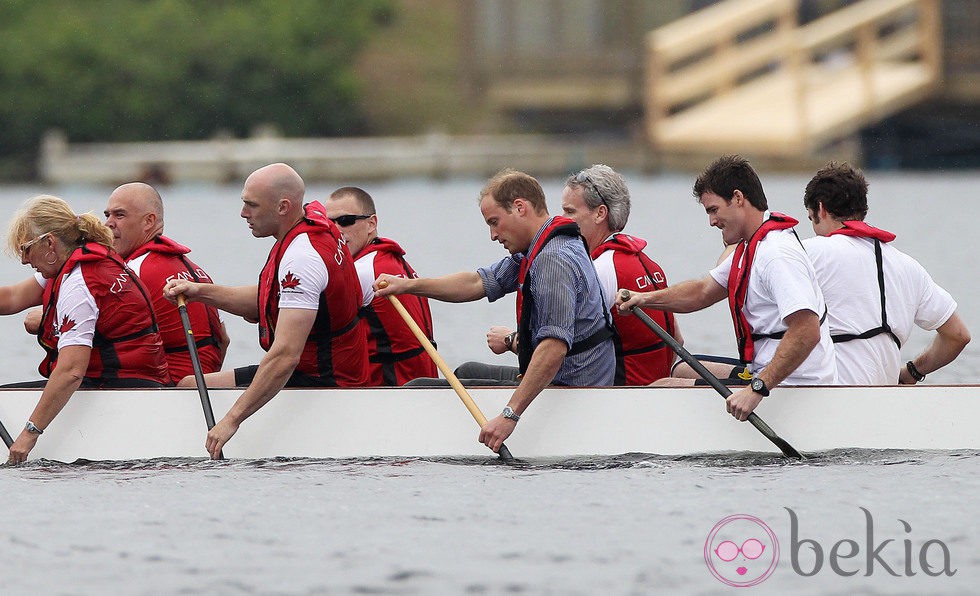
[645, 0, 941, 156]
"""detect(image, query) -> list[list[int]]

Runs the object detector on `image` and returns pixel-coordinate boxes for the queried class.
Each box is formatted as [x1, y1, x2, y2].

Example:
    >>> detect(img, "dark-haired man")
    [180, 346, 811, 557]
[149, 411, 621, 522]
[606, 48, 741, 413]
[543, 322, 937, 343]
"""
[802, 162, 969, 384]
[375, 168, 616, 453]
[475, 164, 681, 385]
[325, 186, 437, 385]
[616, 155, 836, 421]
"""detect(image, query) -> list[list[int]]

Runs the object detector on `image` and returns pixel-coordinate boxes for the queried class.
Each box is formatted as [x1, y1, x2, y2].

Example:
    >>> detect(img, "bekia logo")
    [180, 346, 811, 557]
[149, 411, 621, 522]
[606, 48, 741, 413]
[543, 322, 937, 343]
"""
[704, 514, 779, 587]
[705, 508, 957, 587]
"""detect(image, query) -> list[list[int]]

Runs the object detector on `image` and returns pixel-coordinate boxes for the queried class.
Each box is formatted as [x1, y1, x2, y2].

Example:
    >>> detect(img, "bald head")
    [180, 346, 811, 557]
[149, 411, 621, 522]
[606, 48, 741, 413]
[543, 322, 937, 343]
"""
[105, 182, 165, 258]
[240, 163, 307, 239]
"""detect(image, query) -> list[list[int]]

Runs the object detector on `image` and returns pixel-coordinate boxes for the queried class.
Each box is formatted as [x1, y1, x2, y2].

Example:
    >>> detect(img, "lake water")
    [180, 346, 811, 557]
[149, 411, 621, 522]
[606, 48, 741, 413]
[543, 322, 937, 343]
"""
[0, 171, 978, 594]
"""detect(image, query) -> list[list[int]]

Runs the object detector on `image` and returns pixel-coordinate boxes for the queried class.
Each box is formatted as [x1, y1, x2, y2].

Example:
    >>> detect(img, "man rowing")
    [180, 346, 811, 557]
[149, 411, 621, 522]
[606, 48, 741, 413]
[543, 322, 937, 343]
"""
[324, 186, 437, 386]
[375, 168, 616, 453]
[802, 162, 970, 384]
[164, 163, 369, 458]
[616, 155, 836, 421]
[467, 164, 681, 385]
[104, 183, 229, 384]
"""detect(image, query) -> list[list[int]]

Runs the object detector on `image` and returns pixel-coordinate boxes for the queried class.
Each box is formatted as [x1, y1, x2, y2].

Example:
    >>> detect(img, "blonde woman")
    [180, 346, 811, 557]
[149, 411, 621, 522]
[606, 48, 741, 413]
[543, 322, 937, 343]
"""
[3, 195, 170, 463]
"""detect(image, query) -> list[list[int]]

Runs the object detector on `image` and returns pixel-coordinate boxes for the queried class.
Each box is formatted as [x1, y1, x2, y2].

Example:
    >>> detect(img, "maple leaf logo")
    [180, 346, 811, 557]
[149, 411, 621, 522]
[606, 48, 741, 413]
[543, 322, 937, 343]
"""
[59, 315, 76, 334]
[281, 271, 301, 290]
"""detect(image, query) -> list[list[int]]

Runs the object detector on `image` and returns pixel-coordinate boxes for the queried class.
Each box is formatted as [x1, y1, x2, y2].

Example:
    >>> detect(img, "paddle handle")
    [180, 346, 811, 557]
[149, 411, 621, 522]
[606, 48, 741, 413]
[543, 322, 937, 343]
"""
[177, 294, 224, 459]
[381, 284, 514, 461]
[0, 419, 12, 449]
[619, 290, 803, 459]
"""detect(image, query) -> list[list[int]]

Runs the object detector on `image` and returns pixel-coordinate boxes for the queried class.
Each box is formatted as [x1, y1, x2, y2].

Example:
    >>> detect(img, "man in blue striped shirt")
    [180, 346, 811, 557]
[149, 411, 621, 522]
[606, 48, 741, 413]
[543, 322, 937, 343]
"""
[375, 169, 615, 453]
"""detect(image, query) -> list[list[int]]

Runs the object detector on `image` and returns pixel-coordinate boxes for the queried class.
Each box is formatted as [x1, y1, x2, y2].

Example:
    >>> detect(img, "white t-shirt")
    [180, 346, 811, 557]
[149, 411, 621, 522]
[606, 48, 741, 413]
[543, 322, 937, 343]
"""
[709, 223, 837, 385]
[592, 248, 618, 311]
[277, 234, 329, 310]
[353, 251, 378, 308]
[36, 266, 100, 349]
[803, 234, 956, 384]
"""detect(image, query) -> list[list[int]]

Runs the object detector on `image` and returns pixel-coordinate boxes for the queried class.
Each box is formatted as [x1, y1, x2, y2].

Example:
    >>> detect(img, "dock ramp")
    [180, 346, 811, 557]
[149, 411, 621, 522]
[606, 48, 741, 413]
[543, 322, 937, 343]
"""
[645, 0, 941, 158]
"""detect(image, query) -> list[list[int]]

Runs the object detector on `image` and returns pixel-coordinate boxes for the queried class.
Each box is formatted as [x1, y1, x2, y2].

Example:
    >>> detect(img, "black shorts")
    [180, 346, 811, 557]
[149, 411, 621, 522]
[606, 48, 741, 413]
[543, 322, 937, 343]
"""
[679, 354, 753, 386]
[233, 365, 340, 388]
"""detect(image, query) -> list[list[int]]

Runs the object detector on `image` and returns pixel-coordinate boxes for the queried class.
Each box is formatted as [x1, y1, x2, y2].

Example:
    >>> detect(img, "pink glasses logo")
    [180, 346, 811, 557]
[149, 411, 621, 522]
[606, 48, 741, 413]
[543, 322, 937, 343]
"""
[705, 514, 780, 587]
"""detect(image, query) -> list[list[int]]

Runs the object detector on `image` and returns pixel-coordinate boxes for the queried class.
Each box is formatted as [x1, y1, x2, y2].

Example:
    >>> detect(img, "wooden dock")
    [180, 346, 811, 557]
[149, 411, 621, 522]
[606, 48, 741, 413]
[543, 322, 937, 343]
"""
[645, 0, 941, 160]
[38, 130, 649, 184]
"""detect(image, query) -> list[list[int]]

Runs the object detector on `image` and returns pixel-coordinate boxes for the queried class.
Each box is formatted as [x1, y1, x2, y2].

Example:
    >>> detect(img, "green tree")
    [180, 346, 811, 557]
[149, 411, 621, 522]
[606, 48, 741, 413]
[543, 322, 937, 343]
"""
[0, 0, 391, 178]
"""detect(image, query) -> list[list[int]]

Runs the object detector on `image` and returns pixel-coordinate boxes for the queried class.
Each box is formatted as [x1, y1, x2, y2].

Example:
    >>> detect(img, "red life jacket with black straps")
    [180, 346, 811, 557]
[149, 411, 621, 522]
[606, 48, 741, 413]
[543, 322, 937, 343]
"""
[256, 201, 370, 387]
[37, 242, 170, 384]
[591, 233, 676, 385]
[727, 212, 799, 364]
[516, 216, 614, 375]
[355, 237, 437, 386]
[825, 221, 901, 348]
[127, 235, 224, 382]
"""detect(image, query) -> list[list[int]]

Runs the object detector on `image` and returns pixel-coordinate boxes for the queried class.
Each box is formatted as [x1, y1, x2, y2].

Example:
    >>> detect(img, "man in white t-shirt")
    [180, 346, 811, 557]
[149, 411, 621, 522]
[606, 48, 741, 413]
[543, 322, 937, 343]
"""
[616, 155, 836, 421]
[164, 163, 369, 458]
[802, 161, 970, 384]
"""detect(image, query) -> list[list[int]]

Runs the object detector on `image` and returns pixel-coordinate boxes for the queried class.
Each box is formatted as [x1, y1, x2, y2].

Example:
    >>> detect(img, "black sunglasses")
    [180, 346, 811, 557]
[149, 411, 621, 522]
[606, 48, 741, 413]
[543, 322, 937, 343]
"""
[574, 171, 610, 209]
[330, 214, 372, 227]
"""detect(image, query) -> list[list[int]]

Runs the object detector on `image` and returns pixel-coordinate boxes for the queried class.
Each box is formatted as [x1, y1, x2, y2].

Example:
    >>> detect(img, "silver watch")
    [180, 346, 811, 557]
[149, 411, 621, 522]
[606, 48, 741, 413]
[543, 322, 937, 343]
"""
[502, 406, 520, 422]
[25, 421, 44, 435]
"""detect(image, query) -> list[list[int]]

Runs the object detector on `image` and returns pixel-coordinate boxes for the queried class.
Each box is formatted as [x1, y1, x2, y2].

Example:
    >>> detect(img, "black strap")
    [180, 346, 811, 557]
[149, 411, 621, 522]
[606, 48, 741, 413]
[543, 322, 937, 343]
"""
[752, 307, 827, 342]
[93, 323, 159, 346]
[830, 239, 901, 349]
[369, 346, 427, 364]
[568, 324, 615, 356]
[165, 335, 221, 353]
[621, 340, 668, 357]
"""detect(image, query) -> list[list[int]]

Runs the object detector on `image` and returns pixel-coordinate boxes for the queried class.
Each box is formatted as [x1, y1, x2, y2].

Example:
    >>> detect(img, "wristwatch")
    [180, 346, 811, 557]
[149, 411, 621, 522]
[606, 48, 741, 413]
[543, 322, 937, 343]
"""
[502, 406, 520, 422]
[750, 377, 770, 397]
[504, 331, 517, 352]
[25, 421, 44, 435]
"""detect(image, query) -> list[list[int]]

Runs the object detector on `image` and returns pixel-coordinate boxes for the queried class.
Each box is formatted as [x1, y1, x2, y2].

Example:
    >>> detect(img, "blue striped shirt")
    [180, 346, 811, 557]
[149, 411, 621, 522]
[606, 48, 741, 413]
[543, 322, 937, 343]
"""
[477, 218, 616, 386]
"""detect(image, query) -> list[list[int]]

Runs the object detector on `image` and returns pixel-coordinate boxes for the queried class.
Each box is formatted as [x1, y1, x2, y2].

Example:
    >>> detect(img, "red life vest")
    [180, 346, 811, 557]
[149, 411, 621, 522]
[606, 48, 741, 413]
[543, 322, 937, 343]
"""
[355, 237, 437, 386]
[826, 220, 896, 243]
[727, 212, 799, 363]
[127, 235, 224, 383]
[591, 234, 676, 385]
[256, 202, 370, 387]
[826, 221, 901, 348]
[516, 216, 613, 374]
[38, 242, 170, 384]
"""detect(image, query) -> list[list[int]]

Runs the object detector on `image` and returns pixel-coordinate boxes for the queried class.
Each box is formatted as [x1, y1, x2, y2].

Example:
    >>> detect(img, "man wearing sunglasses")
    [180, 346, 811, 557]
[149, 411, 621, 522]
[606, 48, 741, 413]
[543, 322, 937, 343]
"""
[324, 186, 437, 386]
[375, 169, 616, 454]
[471, 165, 682, 385]
[164, 163, 370, 459]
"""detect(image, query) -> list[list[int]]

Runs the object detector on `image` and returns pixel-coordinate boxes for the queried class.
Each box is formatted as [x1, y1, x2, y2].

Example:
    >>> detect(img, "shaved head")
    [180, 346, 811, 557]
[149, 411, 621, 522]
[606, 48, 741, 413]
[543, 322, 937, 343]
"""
[240, 163, 307, 240]
[105, 182, 165, 258]
[245, 163, 305, 205]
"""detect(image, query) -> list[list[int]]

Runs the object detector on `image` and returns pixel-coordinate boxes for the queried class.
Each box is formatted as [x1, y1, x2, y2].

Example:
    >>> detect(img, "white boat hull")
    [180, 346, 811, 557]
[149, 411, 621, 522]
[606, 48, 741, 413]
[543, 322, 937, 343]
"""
[1, 385, 978, 461]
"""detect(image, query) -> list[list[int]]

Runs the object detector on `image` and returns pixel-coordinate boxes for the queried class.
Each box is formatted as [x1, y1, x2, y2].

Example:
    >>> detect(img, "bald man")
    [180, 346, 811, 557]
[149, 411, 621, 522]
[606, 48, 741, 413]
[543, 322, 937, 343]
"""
[164, 163, 370, 458]
[104, 183, 228, 384]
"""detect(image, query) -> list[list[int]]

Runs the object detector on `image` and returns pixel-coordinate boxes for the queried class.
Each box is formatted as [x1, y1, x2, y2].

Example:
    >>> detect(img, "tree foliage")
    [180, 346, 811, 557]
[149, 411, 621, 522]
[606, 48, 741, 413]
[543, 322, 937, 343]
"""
[0, 0, 392, 176]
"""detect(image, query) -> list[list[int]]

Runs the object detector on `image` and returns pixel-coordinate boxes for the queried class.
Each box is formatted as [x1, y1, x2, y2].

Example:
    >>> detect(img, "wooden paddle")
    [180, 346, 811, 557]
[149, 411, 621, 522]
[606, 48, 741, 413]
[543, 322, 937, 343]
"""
[176, 294, 224, 460]
[378, 282, 515, 462]
[619, 289, 803, 459]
